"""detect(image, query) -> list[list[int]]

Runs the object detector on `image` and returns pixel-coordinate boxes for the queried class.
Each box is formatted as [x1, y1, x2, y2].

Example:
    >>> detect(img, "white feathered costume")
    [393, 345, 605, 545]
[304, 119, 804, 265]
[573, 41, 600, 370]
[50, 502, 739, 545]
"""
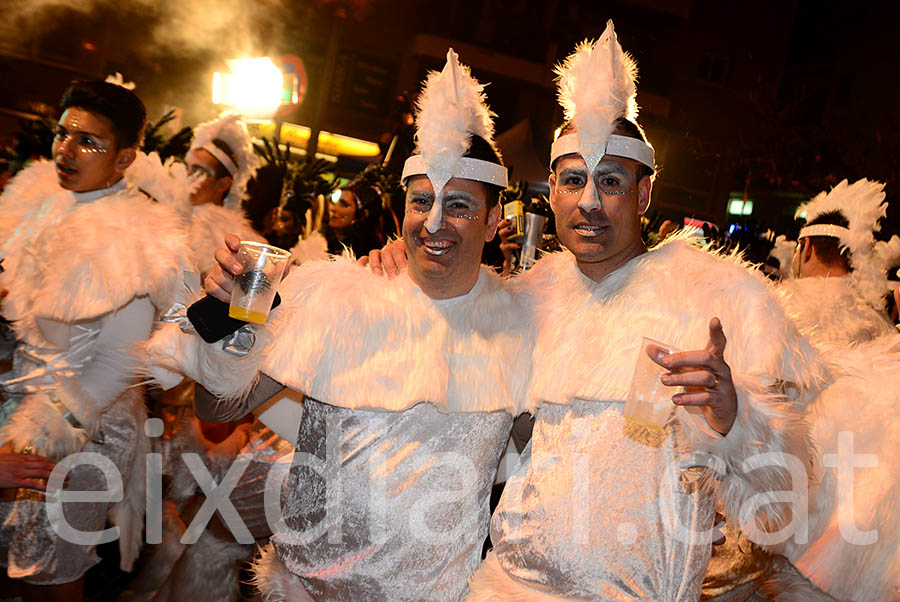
[466, 22, 821, 602]
[0, 155, 190, 583]
[468, 238, 822, 602]
[142, 50, 532, 601]
[764, 181, 900, 602]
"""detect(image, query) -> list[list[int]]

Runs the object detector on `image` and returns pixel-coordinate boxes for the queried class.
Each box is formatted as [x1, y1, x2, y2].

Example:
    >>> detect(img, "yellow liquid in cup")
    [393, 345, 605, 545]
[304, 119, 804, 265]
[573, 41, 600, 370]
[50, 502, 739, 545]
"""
[228, 306, 269, 325]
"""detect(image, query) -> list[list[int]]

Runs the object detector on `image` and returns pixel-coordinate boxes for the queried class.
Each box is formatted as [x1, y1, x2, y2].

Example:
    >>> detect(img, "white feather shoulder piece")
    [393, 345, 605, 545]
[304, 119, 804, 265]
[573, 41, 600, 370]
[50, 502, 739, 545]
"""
[554, 20, 639, 170]
[0, 162, 189, 340]
[260, 257, 533, 414]
[125, 151, 195, 224]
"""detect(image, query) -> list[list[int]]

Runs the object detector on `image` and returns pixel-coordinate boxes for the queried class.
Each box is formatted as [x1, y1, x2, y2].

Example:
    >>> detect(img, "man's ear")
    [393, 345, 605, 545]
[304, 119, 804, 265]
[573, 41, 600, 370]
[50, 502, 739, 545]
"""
[548, 171, 559, 213]
[485, 203, 502, 242]
[637, 174, 652, 215]
[216, 175, 234, 195]
[800, 238, 814, 264]
[114, 147, 137, 174]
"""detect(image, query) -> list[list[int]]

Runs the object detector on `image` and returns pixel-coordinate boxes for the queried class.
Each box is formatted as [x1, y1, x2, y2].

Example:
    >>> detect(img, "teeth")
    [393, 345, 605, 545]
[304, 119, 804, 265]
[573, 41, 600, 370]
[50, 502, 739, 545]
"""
[423, 240, 452, 255]
[574, 225, 604, 236]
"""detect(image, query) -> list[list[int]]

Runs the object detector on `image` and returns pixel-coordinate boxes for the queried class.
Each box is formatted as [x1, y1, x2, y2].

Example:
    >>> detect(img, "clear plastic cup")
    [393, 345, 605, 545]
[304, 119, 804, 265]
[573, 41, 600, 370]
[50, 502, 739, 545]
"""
[624, 337, 680, 430]
[228, 241, 291, 325]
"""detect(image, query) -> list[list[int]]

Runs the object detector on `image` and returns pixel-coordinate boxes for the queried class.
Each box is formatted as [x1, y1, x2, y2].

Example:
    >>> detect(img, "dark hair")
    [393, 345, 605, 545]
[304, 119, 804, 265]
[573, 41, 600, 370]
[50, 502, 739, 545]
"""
[210, 138, 238, 179]
[463, 134, 505, 208]
[804, 210, 852, 271]
[59, 81, 147, 149]
[344, 178, 383, 216]
[553, 117, 655, 182]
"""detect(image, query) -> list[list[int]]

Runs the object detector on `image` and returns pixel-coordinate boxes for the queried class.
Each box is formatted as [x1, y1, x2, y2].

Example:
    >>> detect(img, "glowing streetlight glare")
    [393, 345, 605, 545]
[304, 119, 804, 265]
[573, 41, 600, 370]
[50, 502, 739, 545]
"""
[212, 57, 284, 119]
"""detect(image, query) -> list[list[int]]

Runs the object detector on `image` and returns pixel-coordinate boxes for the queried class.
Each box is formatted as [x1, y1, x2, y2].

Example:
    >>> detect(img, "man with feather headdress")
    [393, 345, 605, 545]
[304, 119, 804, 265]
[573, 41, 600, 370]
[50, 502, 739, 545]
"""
[142, 50, 533, 601]
[711, 181, 900, 602]
[461, 21, 822, 601]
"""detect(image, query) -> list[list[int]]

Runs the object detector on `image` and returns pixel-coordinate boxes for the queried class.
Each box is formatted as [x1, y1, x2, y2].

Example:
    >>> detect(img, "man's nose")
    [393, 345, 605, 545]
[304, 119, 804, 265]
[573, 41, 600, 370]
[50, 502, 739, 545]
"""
[56, 136, 76, 159]
[576, 178, 602, 212]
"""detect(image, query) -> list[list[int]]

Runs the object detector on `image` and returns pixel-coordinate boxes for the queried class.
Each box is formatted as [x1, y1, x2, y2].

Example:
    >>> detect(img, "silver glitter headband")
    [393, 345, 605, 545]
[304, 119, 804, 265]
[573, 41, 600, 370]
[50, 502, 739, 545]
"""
[798, 223, 849, 241]
[550, 133, 655, 170]
[401, 155, 508, 189]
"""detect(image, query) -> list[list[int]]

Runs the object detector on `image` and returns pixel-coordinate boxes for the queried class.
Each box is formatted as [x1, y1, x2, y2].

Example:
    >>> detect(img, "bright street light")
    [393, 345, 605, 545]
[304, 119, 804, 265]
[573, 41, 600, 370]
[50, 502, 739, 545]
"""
[212, 57, 285, 119]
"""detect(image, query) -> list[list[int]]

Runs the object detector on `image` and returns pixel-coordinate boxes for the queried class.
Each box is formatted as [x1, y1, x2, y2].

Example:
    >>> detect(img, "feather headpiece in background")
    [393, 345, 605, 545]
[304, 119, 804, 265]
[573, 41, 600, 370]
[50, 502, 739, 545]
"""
[797, 179, 900, 308]
[190, 111, 260, 210]
[105, 72, 136, 90]
[551, 20, 644, 172]
[402, 49, 506, 232]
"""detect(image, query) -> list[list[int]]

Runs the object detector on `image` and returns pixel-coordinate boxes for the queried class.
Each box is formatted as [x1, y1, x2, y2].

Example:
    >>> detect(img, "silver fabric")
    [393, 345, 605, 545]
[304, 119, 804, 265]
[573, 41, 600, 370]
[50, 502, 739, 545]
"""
[492, 400, 716, 601]
[0, 325, 98, 426]
[0, 395, 140, 584]
[271, 398, 511, 602]
[231, 421, 295, 540]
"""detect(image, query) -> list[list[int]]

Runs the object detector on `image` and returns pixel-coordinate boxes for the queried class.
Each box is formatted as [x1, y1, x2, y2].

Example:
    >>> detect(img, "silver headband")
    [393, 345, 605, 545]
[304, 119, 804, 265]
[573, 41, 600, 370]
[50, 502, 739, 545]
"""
[202, 143, 238, 177]
[798, 223, 849, 241]
[550, 133, 655, 170]
[401, 155, 508, 188]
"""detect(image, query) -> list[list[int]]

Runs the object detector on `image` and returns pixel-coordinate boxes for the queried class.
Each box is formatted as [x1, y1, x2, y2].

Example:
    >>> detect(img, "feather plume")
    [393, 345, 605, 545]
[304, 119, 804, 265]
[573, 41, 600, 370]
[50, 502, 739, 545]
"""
[413, 48, 498, 199]
[796, 179, 893, 307]
[554, 20, 639, 171]
[190, 111, 260, 210]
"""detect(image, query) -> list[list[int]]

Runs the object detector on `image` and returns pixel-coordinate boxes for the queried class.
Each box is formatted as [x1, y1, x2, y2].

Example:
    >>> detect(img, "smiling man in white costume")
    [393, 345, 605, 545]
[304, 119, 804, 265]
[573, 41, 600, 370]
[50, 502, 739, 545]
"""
[143, 50, 533, 601]
[459, 22, 822, 601]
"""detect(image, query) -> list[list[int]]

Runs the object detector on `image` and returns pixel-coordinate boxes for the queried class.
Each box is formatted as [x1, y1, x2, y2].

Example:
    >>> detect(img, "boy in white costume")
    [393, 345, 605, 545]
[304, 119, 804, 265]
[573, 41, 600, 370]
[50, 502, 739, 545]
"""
[0, 80, 190, 600]
[143, 50, 532, 601]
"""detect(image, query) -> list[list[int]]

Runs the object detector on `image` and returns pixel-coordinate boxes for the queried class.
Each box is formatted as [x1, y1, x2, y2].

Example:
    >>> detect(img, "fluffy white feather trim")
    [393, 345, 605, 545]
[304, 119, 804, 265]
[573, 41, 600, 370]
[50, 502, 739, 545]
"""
[0, 389, 89, 458]
[125, 151, 195, 224]
[0, 160, 190, 343]
[554, 20, 639, 172]
[189, 203, 263, 276]
[251, 542, 316, 602]
[515, 237, 824, 545]
[140, 320, 267, 404]
[261, 257, 533, 414]
[289, 230, 328, 265]
[778, 334, 900, 601]
[776, 276, 896, 350]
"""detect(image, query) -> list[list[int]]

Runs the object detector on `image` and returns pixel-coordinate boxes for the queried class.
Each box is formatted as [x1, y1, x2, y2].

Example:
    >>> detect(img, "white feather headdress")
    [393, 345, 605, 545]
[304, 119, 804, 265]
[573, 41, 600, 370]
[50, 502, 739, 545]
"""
[550, 20, 654, 172]
[401, 49, 507, 232]
[190, 111, 260, 210]
[796, 178, 900, 308]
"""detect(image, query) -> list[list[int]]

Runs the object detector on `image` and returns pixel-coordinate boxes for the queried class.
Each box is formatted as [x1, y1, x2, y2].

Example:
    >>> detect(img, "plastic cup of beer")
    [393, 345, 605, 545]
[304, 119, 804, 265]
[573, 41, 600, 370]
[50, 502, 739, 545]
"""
[228, 241, 291, 325]
[624, 337, 680, 430]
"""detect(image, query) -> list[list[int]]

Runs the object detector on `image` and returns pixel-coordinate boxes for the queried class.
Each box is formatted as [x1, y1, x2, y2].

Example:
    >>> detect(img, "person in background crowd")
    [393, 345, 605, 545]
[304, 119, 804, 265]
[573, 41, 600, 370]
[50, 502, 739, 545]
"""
[0, 78, 190, 601]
